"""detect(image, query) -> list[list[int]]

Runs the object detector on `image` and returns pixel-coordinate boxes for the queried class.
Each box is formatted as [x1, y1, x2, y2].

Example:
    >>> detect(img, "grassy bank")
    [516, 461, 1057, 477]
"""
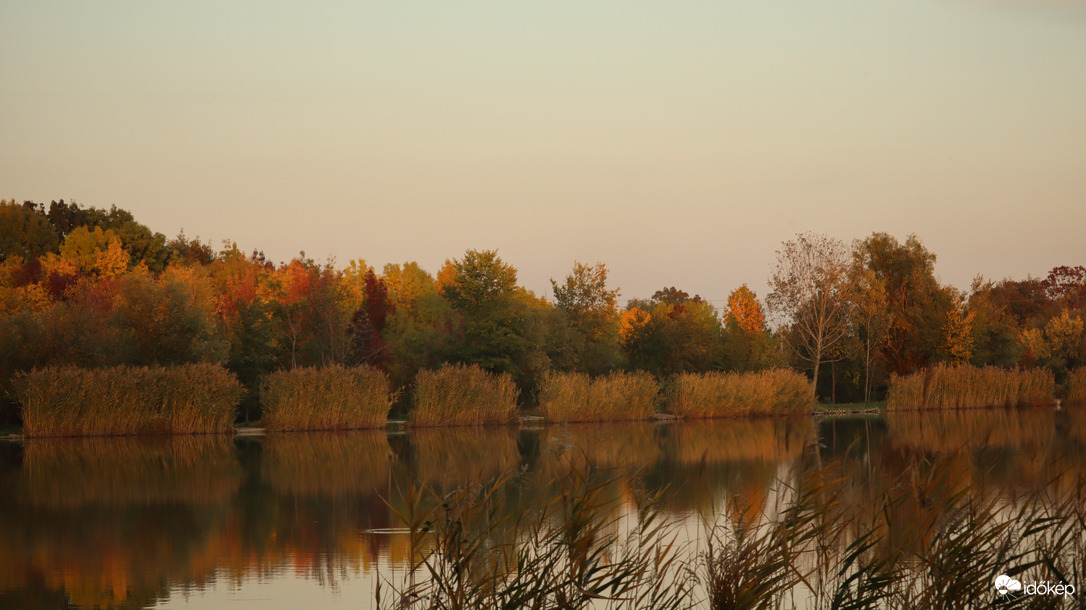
[885, 364, 1055, 410]
[1066, 366, 1086, 405]
[412, 363, 519, 426]
[260, 365, 394, 430]
[669, 369, 812, 418]
[17, 364, 242, 437]
[538, 371, 659, 422]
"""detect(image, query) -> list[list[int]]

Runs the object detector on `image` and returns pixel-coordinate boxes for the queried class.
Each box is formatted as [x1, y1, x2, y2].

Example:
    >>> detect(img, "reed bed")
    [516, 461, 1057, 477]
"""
[885, 364, 1055, 411]
[1065, 366, 1086, 405]
[260, 365, 394, 430]
[411, 363, 518, 426]
[669, 369, 812, 418]
[538, 371, 660, 422]
[17, 364, 242, 436]
[18, 436, 241, 507]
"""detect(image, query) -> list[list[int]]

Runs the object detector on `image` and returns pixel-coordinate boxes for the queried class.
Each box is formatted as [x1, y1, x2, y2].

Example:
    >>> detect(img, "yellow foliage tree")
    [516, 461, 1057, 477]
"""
[725, 285, 765, 335]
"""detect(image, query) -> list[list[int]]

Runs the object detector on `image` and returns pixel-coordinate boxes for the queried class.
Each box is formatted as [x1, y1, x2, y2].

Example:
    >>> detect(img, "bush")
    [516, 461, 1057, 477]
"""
[18, 364, 242, 436]
[412, 363, 518, 426]
[669, 369, 812, 418]
[885, 364, 1055, 411]
[260, 365, 394, 430]
[538, 371, 659, 422]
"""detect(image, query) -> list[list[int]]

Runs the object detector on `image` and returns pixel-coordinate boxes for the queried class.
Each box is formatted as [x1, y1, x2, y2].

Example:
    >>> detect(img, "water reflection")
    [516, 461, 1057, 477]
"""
[0, 408, 1082, 608]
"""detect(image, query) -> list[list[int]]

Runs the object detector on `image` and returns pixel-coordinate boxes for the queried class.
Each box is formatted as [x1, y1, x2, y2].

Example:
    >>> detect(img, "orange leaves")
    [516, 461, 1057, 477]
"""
[619, 307, 651, 344]
[725, 285, 764, 336]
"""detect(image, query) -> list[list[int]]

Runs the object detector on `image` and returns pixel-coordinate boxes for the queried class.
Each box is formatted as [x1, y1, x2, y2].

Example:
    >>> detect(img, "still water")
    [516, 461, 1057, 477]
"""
[1, 408, 1083, 609]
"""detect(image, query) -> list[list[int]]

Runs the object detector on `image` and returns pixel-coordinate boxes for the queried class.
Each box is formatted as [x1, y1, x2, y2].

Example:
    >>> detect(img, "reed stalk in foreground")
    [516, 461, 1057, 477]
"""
[260, 365, 394, 430]
[1065, 366, 1086, 405]
[380, 463, 694, 610]
[17, 364, 242, 437]
[378, 453, 1086, 609]
[669, 369, 812, 418]
[885, 364, 1055, 411]
[411, 363, 519, 427]
[538, 371, 659, 422]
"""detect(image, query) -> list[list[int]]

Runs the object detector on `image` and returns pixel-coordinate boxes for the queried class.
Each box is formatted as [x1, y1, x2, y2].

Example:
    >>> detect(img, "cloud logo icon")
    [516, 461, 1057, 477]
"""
[995, 575, 1022, 596]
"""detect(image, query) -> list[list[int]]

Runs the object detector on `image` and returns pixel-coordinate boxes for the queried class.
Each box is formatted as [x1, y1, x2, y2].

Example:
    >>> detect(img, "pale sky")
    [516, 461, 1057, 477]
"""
[2, 0, 1084, 305]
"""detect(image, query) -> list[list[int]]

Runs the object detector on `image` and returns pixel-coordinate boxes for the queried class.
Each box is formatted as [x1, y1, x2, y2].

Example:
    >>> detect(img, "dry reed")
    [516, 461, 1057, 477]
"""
[669, 369, 812, 418]
[885, 364, 1055, 411]
[260, 365, 394, 430]
[538, 371, 659, 422]
[411, 363, 519, 426]
[1065, 366, 1086, 405]
[18, 364, 242, 437]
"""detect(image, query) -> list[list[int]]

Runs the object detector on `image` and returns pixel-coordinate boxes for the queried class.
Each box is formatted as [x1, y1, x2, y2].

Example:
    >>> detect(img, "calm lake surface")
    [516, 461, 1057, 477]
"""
[1, 408, 1084, 609]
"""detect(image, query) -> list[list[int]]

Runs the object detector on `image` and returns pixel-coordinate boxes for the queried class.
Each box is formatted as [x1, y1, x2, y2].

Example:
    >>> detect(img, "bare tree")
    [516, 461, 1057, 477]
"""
[767, 233, 853, 399]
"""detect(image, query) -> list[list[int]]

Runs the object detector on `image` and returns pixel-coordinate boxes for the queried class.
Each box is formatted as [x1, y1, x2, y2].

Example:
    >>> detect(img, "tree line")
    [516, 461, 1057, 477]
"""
[1, 199, 1083, 420]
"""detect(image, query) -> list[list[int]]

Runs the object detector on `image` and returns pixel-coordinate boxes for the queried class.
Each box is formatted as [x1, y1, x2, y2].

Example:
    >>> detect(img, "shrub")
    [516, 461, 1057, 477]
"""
[538, 371, 659, 422]
[18, 364, 242, 436]
[885, 364, 1055, 410]
[412, 363, 518, 426]
[260, 365, 394, 430]
[669, 369, 812, 418]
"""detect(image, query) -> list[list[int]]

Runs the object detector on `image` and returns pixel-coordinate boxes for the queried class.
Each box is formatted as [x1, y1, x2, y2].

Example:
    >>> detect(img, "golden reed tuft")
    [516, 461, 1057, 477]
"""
[411, 363, 519, 426]
[668, 369, 812, 418]
[885, 364, 1055, 411]
[260, 365, 394, 430]
[18, 364, 242, 437]
[538, 371, 659, 422]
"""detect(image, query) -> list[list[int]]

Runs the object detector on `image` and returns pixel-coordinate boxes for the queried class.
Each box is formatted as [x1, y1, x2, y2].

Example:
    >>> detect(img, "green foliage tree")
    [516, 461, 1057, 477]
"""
[439, 250, 549, 389]
[0, 200, 59, 262]
[550, 262, 622, 374]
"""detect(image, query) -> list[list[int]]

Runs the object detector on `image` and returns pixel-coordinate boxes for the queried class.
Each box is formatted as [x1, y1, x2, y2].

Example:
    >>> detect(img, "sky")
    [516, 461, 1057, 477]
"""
[2, 0, 1084, 306]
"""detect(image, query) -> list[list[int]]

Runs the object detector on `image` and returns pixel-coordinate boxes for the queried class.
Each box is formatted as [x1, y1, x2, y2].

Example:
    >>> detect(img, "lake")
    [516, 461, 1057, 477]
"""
[1, 407, 1083, 608]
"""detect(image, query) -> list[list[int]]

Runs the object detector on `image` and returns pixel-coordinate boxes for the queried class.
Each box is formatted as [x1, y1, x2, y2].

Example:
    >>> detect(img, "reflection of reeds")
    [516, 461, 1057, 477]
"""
[412, 364, 518, 426]
[541, 422, 662, 470]
[885, 364, 1054, 410]
[670, 370, 812, 418]
[885, 408, 1054, 454]
[260, 431, 392, 495]
[1066, 366, 1086, 404]
[538, 372, 659, 422]
[18, 364, 242, 436]
[260, 365, 394, 430]
[18, 436, 241, 507]
[409, 427, 520, 485]
[672, 418, 812, 465]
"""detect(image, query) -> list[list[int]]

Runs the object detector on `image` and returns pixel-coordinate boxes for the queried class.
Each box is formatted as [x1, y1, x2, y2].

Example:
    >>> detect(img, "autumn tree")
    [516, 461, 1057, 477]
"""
[549, 262, 622, 374]
[380, 262, 456, 387]
[853, 233, 951, 375]
[722, 285, 775, 371]
[766, 233, 852, 399]
[848, 263, 891, 401]
[621, 289, 721, 375]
